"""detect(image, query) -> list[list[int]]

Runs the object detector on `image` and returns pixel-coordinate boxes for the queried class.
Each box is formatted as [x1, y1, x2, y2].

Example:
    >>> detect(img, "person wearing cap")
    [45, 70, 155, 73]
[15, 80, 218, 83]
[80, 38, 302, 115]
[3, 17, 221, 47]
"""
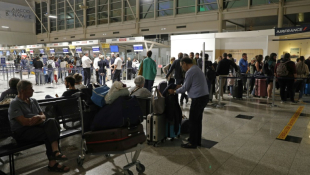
[129, 76, 152, 98]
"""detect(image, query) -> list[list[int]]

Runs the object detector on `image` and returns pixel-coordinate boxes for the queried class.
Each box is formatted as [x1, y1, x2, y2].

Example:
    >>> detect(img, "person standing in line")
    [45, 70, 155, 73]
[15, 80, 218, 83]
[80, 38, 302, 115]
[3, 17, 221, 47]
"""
[60, 58, 68, 83]
[64, 54, 71, 64]
[39, 54, 44, 63]
[194, 53, 200, 65]
[127, 58, 133, 80]
[98, 55, 107, 85]
[112, 54, 123, 82]
[166, 53, 188, 105]
[93, 54, 100, 84]
[168, 57, 209, 149]
[110, 53, 116, 81]
[189, 52, 197, 65]
[140, 51, 157, 92]
[304, 56, 310, 70]
[294, 56, 309, 102]
[162, 57, 176, 81]
[238, 53, 248, 91]
[105, 57, 111, 81]
[266, 53, 277, 99]
[46, 57, 55, 85]
[33, 57, 44, 85]
[82, 53, 92, 86]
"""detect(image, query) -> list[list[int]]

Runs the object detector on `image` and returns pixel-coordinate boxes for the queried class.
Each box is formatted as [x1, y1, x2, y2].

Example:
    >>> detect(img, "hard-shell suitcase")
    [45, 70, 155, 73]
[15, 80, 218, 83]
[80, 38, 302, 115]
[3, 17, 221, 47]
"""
[84, 124, 146, 153]
[146, 114, 166, 145]
[255, 79, 267, 97]
[233, 79, 243, 98]
[158, 81, 168, 95]
[304, 84, 310, 95]
[166, 122, 180, 139]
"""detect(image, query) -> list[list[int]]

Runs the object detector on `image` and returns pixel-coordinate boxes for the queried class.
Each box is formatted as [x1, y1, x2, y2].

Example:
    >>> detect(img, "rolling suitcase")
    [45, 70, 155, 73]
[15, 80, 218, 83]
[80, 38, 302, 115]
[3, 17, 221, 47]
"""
[255, 79, 267, 97]
[233, 79, 243, 99]
[158, 81, 168, 95]
[146, 114, 166, 146]
[304, 84, 310, 95]
[84, 124, 146, 153]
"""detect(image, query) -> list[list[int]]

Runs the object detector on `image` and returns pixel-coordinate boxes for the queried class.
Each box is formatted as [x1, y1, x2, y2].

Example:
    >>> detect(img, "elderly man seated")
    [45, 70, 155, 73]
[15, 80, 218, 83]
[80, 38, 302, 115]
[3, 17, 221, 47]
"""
[73, 73, 87, 90]
[129, 76, 152, 98]
[8, 80, 70, 173]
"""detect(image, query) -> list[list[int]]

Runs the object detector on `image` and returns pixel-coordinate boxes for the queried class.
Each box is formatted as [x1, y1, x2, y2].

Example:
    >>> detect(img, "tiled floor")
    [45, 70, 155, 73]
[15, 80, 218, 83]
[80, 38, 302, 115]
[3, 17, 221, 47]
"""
[1, 73, 310, 175]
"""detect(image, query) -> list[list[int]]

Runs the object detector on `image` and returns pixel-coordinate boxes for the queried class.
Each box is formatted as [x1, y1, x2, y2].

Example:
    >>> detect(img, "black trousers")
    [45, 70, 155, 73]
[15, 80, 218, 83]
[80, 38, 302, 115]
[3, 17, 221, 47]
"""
[176, 79, 188, 103]
[83, 68, 91, 86]
[113, 69, 121, 82]
[127, 69, 132, 80]
[278, 78, 295, 102]
[13, 119, 60, 160]
[189, 95, 209, 146]
[95, 71, 100, 83]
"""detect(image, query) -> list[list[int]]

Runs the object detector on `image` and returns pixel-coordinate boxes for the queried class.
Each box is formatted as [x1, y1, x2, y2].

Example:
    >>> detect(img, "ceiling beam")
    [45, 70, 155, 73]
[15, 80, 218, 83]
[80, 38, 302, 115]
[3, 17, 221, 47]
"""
[284, 15, 296, 26]
[226, 20, 245, 28]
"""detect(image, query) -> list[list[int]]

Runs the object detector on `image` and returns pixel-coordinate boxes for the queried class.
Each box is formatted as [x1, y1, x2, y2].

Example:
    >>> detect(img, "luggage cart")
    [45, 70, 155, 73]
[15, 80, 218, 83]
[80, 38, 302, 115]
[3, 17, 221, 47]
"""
[76, 98, 146, 175]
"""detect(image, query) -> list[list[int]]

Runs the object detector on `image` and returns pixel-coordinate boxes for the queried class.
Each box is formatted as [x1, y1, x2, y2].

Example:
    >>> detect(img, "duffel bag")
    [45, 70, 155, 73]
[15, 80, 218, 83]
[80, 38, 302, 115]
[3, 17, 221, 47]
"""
[91, 85, 110, 107]
[91, 96, 143, 131]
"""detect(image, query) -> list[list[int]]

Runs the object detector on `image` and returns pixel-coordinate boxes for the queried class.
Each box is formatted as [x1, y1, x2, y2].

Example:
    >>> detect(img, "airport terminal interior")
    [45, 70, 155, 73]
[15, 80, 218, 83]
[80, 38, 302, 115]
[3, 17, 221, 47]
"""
[1, 0, 310, 175]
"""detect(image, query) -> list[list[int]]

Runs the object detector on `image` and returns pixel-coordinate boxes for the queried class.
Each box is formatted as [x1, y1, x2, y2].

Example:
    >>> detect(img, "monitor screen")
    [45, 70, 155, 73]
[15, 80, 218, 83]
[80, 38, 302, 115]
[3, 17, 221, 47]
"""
[133, 45, 143, 52]
[7, 51, 10, 55]
[110, 45, 119, 52]
[92, 46, 100, 53]
[21, 50, 26, 53]
[76, 47, 82, 53]
[63, 48, 69, 53]
[50, 49, 55, 54]
[39, 49, 44, 54]
[0, 51, 2, 56]
[13, 50, 17, 55]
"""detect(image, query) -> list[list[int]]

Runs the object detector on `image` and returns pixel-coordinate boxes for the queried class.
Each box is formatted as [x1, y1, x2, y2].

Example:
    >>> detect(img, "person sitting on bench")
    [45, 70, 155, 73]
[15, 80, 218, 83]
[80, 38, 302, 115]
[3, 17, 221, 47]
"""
[45, 76, 80, 98]
[73, 73, 87, 90]
[8, 80, 70, 173]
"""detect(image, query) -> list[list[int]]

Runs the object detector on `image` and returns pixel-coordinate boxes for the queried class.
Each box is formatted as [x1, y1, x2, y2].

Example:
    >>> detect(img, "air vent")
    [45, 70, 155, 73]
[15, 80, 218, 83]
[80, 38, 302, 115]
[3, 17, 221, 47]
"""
[71, 36, 75, 38]
[90, 34, 95, 36]
[54, 38, 58, 40]
[176, 25, 186, 29]
[141, 29, 149, 32]
[113, 31, 120, 34]
[40, 39, 44, 41]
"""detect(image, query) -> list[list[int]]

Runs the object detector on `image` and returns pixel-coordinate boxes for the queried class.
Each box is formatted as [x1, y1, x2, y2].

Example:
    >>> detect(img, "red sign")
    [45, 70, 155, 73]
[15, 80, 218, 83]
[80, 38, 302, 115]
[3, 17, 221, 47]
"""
[82, 41, 87, 44]
[158, 65, 162, 68]
[119, 38, 127, 41]
[54, 44, 58, 46]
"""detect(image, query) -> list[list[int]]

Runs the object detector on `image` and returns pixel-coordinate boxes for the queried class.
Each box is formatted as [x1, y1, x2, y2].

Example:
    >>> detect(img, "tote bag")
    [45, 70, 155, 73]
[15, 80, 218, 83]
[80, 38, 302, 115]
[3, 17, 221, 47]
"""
[91, 85, 110, 107]
[138, 61, 143, 76]
[152, 89, 165, 114]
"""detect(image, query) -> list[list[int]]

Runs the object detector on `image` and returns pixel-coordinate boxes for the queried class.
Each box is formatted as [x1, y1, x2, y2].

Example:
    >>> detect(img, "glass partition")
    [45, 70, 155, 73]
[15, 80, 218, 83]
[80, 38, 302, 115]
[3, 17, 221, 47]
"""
[177, 0, 195, 15]
[124, 0, 136, 21]
[158, 0, 173, 17]
[98, 0, 108, 24]
[140, 0, 154, 19]
[198, 0, 218, 12]
[226, 0, 247, 8]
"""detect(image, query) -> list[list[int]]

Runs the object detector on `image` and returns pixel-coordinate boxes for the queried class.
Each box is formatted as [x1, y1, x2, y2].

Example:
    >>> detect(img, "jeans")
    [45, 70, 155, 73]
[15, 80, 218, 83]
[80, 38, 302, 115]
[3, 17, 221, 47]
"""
[13, 119, 60, 160]
[144, 79, 154, 92]
[294, 80, 305, 100]
[99, 73, 106, 85]
[35, 69, 44, 85]
[48, 70, 53, 83]
[229, 85, 233, 95]
[113, 69, 121, 82]
[189, 95, 209, 146]
[95, 71, 100, 83]
[278, 78, 295, 102]
[83, 68, 91, 85]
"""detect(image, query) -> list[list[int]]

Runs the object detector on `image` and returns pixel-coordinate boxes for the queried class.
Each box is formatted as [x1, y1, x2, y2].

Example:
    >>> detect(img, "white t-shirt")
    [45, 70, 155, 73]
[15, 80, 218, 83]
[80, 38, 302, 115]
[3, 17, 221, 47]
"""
[115, 57, 122, 70]
[82, 55, 92, 68]
[93, 57, 100, 70]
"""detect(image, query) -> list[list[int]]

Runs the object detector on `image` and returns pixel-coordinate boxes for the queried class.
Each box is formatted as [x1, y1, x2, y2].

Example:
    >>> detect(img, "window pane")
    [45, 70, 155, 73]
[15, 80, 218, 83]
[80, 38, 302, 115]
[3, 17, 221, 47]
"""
[87, 14, 96, 21]
[177, 0, 195, 7]
[87, 21, 96, 26]
[198, 3, 218, 12]
[227, 0, 247, 8]
[98, 18, 108, 25]
[58, 25, 65, 30]
[140, 12, 154, 19]
[75, 0, 83, 28]
[86, 0, 96, 7]
[124, 0, 136, 7]
[140, 4, 154, 13]
[75, 0, 84, 9]
[158, 1, 173, 10]
[75, 18, 83, 27]
[98, 5, 108, 11]
[199, 0, 217, 3]
[111, 2, 122, 10]
[252, 0, 278, 6]
[98, 12, 108, 19]
[67, 24, 74, 29]
[124, 15, 135, 21]
[111, 9, 122, 17]
[177, 7, 195, 14]
[124, 7, 136, 15]
[110, 17, 121, 23]
[98, 0, 108, 6]
[87, 7, 95, 14]
[158, 9, 173, 16]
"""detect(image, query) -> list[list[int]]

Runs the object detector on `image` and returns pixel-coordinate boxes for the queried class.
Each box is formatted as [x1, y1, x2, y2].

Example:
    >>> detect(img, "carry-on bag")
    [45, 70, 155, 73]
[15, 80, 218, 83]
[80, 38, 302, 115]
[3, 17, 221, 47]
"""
[304, 84, 310, 95]
[255, 79, 267, 97]
[152, 88, 165, 114]
[84, 124, 146, 153]
[91, 85, 110, 107]
[158, 81, 168, 95]
[146, 113, 166, 145]
[233, 79, 243, 99]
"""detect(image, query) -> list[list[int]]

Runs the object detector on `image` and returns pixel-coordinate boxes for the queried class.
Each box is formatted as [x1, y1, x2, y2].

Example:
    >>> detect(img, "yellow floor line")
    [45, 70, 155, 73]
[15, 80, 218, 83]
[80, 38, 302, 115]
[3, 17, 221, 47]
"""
[277, 106, 304, 140]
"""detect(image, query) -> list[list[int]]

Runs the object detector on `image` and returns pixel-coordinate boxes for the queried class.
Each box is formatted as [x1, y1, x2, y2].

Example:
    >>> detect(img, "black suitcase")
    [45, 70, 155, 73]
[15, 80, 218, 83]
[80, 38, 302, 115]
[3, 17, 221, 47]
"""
[233, 79, 243, 99]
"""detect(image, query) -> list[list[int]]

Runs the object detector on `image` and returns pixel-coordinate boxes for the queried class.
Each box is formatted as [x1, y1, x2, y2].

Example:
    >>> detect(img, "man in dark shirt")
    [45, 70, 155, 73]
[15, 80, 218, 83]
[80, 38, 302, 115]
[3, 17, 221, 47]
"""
[166, 53, 188, 105]
[57, 76, 80, 97]
[305, 56, 310, 70]
[33, 57, 44, 85]
[0, 78, 20, 101]
[65, 55, 71, 64]
[216, 53, 238, 100]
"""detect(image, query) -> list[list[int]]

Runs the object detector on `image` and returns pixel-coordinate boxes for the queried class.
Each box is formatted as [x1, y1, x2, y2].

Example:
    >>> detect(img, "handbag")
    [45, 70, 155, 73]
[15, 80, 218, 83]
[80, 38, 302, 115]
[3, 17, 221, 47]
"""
[152, 88, 165, 114]
[138, 61, 143, 76]
[91, 85, 110, 107]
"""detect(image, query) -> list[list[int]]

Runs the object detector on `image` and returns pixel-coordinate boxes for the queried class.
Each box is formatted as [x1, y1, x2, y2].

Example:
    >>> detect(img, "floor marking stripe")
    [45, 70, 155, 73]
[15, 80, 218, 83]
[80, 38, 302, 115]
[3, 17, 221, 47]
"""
[277, 106, 304, 140]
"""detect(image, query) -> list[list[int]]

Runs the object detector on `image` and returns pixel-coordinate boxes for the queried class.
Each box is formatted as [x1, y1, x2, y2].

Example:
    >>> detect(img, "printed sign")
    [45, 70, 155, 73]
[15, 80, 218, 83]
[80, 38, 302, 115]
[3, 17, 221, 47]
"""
[76, 47, 82, 53]
[1, 57, 5, 64]
[92, 46, 100, 53]
[39, 49, 44, 54]
[0, 51, 2, 55]
[63, 48, 69, 53]
[275, 25, 310, 36]
[133, 45, 143, 52]
[0, 2, 35, 22]
[6, 51, 10, 55]
[30, 50, 33, 54]
[43, 55, 48, 65]
[50, 49, 55, 54]
[69, 45, 76, 49]
[101, 43, 110, 48]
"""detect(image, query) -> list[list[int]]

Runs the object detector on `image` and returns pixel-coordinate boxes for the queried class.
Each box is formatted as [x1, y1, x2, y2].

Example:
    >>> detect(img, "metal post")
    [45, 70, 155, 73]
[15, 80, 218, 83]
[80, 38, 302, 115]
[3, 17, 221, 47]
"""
[246, 74, 249, 99]
[202, 42, 205, 74]
[6, 68, 9, 89]
[216, 76, 223, 108]
[2, 66, 5, 81]
[270, 76, 277, 107]
[13, 67, 15, 78]
[28, 67, 30, 79]
[20, 67, 22, 80]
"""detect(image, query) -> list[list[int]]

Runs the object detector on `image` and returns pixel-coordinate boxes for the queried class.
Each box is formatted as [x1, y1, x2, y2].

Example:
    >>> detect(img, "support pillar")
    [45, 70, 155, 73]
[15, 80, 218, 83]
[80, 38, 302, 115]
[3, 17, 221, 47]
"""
[218, 0, 224, 33]
[278, 0, 284, 28]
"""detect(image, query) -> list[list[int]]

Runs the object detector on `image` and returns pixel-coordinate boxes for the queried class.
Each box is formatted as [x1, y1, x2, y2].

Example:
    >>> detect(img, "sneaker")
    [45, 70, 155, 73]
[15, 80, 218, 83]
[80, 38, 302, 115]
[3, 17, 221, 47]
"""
[290, 101, 298, 105]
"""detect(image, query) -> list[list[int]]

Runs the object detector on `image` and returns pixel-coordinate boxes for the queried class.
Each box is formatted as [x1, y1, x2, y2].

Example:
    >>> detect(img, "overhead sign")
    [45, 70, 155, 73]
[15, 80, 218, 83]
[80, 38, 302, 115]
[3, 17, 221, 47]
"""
[275, 25, 310, 36]
[50, 49, 55, 54]
[1, 57, 5, 64]
[92, 46, 100, 53]
[0, 51, 2, 55]
[46, 42, 69, 47]
[106, 37, 144, 43]
[39, 49, 44, 54]
[69, 45, 76, 49]
[29, 50, 34, 54]
[101, 43, 110, 48]
[26, 44, 44, 49]
[10, 45, 26, 50]
[133, 44, 143, 52]
[0, 47, 9, 50]
[7, 51, 10, 55]
[72, 40, 100, 46]
[0, 2, 35, 23]
[63, 48, 69, 53]
[76, 47, 82, 53]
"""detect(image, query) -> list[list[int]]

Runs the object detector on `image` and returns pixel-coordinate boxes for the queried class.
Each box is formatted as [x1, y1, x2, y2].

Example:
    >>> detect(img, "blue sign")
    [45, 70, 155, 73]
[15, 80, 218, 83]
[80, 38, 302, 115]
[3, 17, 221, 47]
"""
[76, 47, 82, 53]
[63, 48, 69, 53]
[1, 57, 5, 64]
[275, 25, 310, 36]
[0, 51, 2, 55]
[50, 49, 55, 54]
[92, 46, 100, 52]
[39, 49, 44, 54]
[110, 45, 119, 52]
[133, 45, 143, 52]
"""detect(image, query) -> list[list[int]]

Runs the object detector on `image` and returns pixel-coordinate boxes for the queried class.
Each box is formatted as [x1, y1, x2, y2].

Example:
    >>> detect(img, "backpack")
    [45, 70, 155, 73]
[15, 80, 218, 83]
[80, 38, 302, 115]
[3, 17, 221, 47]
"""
[276, 61, 289, 77]
[47, 62, 53, 69]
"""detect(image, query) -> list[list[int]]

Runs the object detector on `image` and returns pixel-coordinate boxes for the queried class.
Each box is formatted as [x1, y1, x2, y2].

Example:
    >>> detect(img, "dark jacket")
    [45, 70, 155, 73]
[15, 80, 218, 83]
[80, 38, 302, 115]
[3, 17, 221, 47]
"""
[197, 58, 212, 70]
[305, 59, 310, 70]
[98, 60, 107, 73]
[166, 58, 183, 80]
[0, 88, 18, 101]
[216, 58, 238, 75]
[127, 60, 132, 68]
[33, 60, 43, 69]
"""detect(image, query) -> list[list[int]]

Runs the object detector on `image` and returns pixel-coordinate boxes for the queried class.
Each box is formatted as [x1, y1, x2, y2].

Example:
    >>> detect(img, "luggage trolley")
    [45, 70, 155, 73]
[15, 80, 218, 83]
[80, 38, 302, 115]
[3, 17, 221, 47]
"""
[76, 97, 146, 175]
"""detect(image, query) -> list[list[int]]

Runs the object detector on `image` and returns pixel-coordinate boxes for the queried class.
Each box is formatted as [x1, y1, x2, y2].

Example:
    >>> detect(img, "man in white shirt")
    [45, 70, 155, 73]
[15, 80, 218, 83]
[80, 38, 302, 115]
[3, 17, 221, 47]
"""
[93, 53, 100, 84]
[112, 54, 123, 82]
[82, 53, 92, 86]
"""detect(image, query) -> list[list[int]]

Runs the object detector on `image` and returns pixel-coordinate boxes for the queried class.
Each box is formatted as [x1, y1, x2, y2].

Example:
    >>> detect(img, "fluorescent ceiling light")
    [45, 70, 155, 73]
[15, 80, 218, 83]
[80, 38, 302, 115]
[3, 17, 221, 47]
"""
[2, 26, 9, 28]
[49, 15, 57, 18]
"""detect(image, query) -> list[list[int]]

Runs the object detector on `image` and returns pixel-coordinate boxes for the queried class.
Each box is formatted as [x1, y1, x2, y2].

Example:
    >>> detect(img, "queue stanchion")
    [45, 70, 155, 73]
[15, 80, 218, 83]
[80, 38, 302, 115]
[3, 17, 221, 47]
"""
[2, 66, 5, 81]
[13, 67, 15, 78]
[270, 76, 277, 107]
[216, 75, 224, 108]
[246, 74, 250, 99]
[6, 68, 9, 89]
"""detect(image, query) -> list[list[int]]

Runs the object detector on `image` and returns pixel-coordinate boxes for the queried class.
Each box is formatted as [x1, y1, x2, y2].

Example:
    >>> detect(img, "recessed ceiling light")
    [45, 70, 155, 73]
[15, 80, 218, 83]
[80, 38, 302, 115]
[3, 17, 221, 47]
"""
[2, 26, 9, 28]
